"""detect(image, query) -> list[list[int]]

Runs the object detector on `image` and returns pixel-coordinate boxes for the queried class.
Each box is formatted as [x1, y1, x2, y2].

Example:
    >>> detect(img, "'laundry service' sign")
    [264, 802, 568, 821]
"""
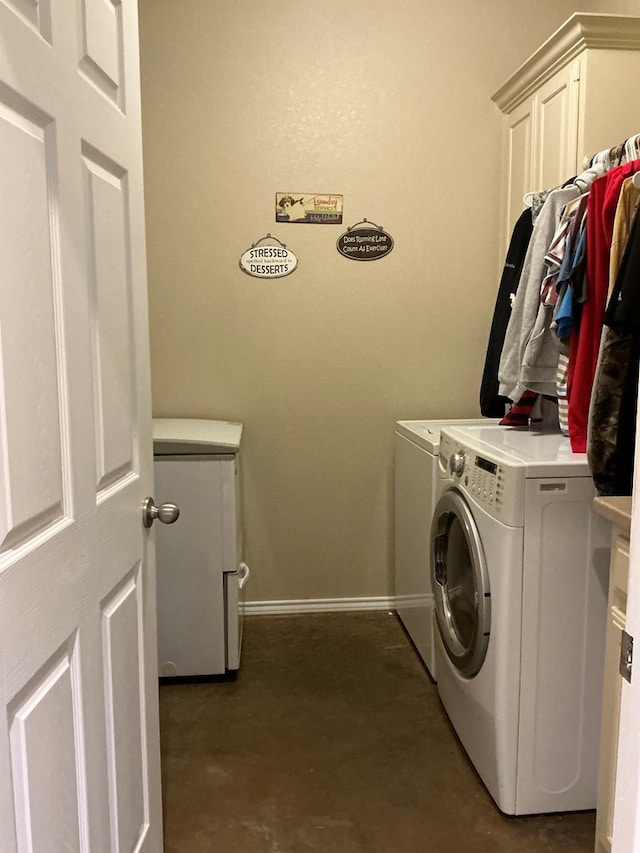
[337, 219, 394, 261]
[240, 234, 298, 279]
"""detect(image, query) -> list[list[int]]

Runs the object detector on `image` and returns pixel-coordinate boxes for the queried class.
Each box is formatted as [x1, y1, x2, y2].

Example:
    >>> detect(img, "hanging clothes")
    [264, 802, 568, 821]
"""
[479, 133, 640, 494]
[588, 205, 640, 494]
[586, 175, 640, 483]
[552, 193, 589, 434]
[480, 130, 640, 494]
[480, 208, 533, 417]
[498, 164, 605, 404]
[567, 160, 640, 453]
[608, 176, 640, 286]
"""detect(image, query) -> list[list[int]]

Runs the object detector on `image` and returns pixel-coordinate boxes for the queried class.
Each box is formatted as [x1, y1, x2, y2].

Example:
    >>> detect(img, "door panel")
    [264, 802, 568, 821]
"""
[505, 99, 533, 243]
[9, 643, 84, 853]
[1, 0, 52, 41]
[79, 0, 124, 107]
[0, 86, 65, 550]
[83, 148, 136, 491]
[534, 61, 580, 194]
[102, 567, 147, 851]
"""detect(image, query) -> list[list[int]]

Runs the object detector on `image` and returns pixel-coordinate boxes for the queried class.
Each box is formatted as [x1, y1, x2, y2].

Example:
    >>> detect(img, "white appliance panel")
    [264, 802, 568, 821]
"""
[155, 455, 242, 676]
[433, 426, 609, 815]
[516, 476, 610, 813]
[394, 433, 436, 675]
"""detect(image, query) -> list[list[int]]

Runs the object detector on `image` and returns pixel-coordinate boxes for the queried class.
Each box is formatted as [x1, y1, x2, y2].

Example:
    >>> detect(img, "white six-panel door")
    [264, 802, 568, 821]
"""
[0, 2, 162, 850]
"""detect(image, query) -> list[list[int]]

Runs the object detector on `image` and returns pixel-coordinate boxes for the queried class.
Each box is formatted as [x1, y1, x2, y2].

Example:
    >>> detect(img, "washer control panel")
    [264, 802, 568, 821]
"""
[455, 451, 510, 518]
[469, 454, 502, 509]
[439, 430, 524, 525]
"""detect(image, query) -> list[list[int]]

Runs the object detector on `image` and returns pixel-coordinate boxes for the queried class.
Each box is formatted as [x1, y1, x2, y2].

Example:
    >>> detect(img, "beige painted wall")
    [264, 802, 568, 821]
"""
[590, 0, 640, 10]
[139, 2, 623, 603]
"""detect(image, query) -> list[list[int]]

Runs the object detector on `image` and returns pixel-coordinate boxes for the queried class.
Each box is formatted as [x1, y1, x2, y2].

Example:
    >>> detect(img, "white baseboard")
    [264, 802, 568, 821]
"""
[241, 596, 395, 616]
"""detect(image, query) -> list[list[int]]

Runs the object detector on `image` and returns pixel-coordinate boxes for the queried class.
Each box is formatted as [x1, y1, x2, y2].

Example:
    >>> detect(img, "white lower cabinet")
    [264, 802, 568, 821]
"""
[594, 500, 632, 853]
[152, 418, 247, 678]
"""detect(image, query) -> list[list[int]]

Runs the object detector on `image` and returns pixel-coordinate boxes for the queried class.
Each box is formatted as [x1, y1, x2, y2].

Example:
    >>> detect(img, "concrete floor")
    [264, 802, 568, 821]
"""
[159, 611, 596, 852]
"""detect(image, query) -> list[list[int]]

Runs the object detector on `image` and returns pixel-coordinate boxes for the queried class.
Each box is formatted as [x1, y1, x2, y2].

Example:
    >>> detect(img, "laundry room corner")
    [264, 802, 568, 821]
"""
[138, 0, 603, 610]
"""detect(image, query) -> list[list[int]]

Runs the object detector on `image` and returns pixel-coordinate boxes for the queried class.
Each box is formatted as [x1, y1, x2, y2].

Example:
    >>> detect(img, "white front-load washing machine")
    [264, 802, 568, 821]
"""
[431, 425, 610, 815]
[394, 419, 494, 679]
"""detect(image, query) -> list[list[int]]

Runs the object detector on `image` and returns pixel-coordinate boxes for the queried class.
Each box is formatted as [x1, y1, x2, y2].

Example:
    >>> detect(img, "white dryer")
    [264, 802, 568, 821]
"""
[431, 425, 610, 815]
[394, 418, 494, 679]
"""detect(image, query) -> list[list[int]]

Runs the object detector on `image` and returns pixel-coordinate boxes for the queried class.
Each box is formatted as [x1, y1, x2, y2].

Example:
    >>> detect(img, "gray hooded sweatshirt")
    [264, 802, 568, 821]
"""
[498, 164, 606, 402]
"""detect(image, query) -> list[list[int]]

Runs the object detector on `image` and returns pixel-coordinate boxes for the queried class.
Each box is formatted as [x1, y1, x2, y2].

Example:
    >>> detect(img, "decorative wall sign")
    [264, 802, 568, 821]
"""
[275, 193, 343, 224]
[240, 234, 297, 279]
[336, 219, 394, 261]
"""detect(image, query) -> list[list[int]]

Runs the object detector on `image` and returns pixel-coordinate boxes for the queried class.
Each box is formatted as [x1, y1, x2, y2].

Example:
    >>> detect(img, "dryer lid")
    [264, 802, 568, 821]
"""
[395, 419, 496, 454]
[153, 418, 243, 455]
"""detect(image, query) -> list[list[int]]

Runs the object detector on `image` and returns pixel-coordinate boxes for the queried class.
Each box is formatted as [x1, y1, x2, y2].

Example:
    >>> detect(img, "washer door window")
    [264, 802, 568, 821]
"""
[431, 489, 490, 677]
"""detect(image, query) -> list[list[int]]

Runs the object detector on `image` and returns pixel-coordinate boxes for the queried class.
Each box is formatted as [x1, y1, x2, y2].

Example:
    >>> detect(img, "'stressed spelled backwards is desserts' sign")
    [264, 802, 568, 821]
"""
[240, 234, 298, 279]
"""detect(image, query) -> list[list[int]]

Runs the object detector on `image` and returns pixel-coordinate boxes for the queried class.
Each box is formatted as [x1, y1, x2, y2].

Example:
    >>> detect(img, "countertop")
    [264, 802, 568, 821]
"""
[593, 496, 633, 535]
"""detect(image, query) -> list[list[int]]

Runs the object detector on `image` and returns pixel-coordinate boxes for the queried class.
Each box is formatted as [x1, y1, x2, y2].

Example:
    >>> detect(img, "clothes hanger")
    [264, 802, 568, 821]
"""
[622, 134, 640, 187]
[625, 135, 637, 162]
[586, 149, 602, 169]
[609, 143, 625, 167]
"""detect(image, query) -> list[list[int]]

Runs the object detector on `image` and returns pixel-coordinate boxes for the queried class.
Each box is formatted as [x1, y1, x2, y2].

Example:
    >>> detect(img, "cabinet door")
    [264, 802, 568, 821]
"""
[596, 531, 630, 853]
[505, 98, 534, 241]
[533, 60, 581, 193]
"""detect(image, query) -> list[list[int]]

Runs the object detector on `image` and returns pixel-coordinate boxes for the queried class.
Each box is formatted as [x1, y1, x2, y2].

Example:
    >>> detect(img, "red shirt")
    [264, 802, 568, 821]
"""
[568, 160, 640, 452]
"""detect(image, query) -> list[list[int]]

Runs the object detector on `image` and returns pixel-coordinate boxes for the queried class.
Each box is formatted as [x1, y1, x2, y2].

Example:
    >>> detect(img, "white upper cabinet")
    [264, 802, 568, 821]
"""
[493, 13, 640, 245]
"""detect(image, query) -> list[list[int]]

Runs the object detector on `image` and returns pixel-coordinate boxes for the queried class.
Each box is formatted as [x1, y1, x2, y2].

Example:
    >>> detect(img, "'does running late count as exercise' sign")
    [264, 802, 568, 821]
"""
[337, 218, 394, 261]
[240, 234, 298, 279]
